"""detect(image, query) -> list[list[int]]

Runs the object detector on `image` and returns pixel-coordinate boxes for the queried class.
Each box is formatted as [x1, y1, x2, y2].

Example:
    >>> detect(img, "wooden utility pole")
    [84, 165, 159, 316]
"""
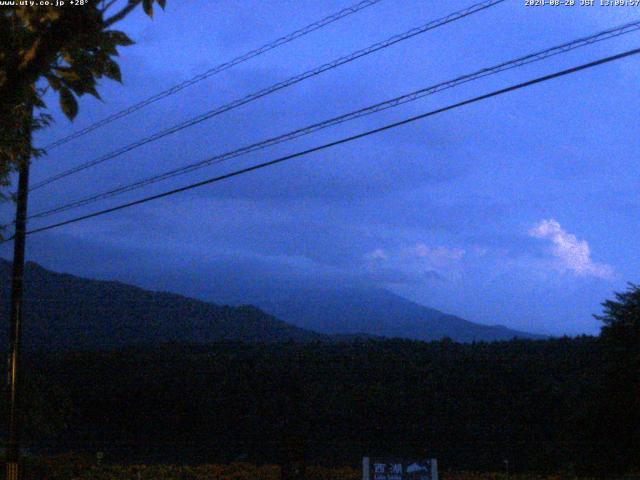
[6, 106, 33, 480]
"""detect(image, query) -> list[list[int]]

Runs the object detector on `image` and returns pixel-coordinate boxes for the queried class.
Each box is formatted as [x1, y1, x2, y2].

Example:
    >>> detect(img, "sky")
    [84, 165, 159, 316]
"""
[2, 0, 639, 336]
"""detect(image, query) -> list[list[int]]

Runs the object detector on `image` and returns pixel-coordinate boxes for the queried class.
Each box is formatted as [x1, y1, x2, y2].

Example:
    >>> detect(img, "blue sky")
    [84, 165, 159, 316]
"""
[2, 0, 639, 336]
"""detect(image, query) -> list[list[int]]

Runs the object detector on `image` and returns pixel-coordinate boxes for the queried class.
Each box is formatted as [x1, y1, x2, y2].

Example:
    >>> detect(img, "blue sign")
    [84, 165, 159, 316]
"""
[364, 458, 437, 480]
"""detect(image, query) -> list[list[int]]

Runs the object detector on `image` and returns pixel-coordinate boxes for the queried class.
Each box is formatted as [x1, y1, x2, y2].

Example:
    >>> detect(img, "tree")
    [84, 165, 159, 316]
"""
[1, 4, 167, 477]
[592, 284, 640, 474]
[595, 283, 640, 346]
[0, 0, 166, 205]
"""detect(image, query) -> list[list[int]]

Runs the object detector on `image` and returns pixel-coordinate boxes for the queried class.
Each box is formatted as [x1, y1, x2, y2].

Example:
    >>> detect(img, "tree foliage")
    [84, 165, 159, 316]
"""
[594, 284, 640, 470]
[7, 337, 636, 475]
[595, 283, 640, 346]
[0, 0, 166, 201]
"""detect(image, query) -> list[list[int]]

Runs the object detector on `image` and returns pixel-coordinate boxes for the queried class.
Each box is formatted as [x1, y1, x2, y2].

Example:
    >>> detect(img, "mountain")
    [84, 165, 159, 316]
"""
[0, 259, 325, 350]
[233, 286, 544, 342]
[0, 259, 543, 349]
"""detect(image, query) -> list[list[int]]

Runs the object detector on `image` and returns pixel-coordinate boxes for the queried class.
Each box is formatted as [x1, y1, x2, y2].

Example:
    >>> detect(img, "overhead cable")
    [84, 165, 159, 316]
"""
[22, 46, 640, 238]
[31, 0, 505, 191]
[29, 20, 640, 220]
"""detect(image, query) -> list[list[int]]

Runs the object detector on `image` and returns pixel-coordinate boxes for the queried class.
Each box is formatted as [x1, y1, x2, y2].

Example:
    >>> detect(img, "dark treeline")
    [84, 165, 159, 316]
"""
[6, 336, 638, 476]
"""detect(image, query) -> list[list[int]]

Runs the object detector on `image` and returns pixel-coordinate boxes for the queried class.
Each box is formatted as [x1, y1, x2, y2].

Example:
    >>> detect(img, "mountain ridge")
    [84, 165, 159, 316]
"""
[225, 284, 545, 342]
[0, 259, 543, 349]
[0, 259, 326, 349]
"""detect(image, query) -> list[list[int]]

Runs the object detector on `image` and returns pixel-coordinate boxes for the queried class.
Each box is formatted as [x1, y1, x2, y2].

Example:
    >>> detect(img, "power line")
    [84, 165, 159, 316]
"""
[41, 0, 386, 151]
[21, 47, 640, 238]
[30, 0, 505, 191]
[28, 20, 640, 221]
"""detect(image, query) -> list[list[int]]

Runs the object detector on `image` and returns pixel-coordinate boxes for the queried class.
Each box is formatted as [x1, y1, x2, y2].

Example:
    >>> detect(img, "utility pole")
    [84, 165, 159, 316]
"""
[6, 105, 33, 480]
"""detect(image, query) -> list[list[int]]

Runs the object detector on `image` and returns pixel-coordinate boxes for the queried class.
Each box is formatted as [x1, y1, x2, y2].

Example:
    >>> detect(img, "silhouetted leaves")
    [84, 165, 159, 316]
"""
[107, 30, 135, 47]
[59, 87, 78, 119]
[143, 0, 154, 18]
[595, 283, 640, 346]
[0, 0, 167, 204]
[103, 58, 122, 83]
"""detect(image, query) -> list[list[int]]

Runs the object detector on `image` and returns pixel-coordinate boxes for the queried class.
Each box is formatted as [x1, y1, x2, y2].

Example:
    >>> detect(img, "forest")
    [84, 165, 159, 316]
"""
[6, 334, 638, 477]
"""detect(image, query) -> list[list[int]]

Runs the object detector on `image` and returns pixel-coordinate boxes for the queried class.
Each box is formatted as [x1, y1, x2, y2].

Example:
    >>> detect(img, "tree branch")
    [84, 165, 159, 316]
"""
[101, 0, 120, 15]
[104, 0, 141, 27]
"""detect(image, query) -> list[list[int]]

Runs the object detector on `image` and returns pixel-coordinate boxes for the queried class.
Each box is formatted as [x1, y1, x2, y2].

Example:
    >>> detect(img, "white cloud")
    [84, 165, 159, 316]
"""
[367, 248, 388, 261]
[528, 219, 613, 280]
[362, 242, 467, 286]
[410, 243, 465, 266]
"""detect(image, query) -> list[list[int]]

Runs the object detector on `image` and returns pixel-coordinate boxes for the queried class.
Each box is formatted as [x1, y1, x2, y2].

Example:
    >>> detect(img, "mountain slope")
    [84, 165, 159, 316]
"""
[244, 286, 544, 342]
[0, 259, 324, 349]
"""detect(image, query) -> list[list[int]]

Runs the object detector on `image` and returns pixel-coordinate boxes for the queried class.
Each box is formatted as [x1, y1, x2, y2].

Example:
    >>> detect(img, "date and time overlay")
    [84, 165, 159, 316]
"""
[3, 0, 640, 9]
[526, 0, 640, 6]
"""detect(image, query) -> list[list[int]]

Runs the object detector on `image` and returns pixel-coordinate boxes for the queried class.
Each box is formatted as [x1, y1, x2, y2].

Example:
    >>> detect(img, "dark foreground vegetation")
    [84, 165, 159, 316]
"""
[4, 335, 638, 477]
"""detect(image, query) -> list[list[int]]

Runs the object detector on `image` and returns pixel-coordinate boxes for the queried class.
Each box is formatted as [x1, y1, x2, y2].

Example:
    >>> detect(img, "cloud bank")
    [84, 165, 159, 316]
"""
[529, 219, 613, 280]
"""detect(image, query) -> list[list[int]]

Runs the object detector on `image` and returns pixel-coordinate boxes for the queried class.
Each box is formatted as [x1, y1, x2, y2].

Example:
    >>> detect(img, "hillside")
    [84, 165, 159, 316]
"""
[1, 259, 543, 348]
[0, 259, 324, 349]
[228, 286, 544, 342]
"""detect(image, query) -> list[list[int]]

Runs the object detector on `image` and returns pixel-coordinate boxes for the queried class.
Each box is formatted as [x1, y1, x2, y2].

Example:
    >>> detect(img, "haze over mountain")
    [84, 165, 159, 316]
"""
[1, 259, 542, 348]
[213, 285, 544, 342]
[0, 259, 323, 350]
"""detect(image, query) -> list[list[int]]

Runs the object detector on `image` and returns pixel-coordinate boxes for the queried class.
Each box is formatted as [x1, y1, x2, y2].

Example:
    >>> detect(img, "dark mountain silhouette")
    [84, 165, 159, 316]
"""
[239, 286, 545, 342]
[0, 259, 324, 349]
[0, 259, 543, 349]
